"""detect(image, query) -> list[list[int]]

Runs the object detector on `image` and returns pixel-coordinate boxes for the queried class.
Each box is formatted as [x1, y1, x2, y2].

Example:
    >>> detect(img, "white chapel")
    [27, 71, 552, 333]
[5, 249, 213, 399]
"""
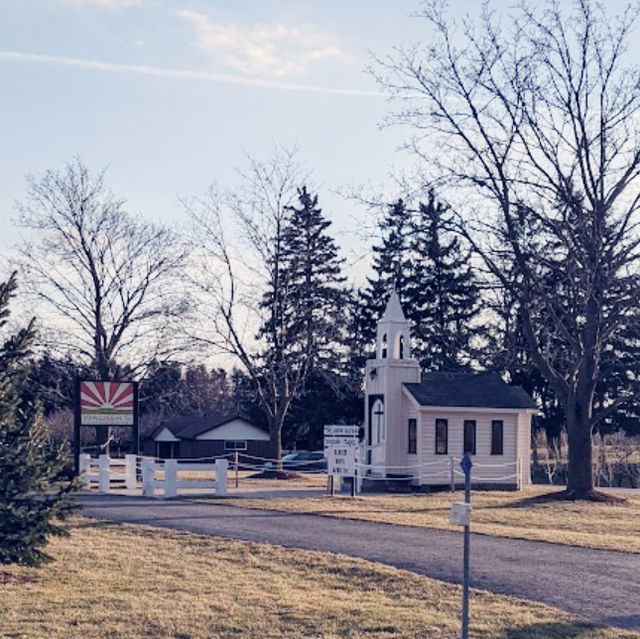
[363, 291, 537, 489]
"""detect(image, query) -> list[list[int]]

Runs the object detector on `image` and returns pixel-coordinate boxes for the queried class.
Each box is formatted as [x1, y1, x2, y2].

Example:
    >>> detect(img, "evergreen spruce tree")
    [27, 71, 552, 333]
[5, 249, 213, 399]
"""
[255, 187, 350, 453]
[275, 187, 353, 447]
[0, 273, 79, 566]
[360, 198, 413, 351]
[407, 190, 483, 370]
[280, 186, 349, 372]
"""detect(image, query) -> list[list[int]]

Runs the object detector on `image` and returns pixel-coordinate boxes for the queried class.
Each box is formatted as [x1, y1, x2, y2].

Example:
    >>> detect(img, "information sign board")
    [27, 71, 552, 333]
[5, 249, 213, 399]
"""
[324, 425, 359, 476]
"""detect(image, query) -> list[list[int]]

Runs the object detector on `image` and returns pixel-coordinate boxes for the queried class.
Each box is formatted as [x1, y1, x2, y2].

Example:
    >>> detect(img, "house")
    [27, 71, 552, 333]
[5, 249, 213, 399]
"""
[364, 291, 537, 489]
[141, 412, 270, 460]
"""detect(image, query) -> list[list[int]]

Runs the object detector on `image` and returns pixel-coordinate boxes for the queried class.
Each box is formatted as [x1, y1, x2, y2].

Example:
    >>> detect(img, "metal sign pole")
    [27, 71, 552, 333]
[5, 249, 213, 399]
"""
[460, 453, 472, 639]
[73, 379, 81, 475]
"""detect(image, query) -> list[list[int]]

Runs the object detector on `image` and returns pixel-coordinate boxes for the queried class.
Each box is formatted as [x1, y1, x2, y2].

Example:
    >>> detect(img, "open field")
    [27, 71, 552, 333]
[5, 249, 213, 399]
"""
[214, 485, 640, 554]
[1, 518, 637, 639]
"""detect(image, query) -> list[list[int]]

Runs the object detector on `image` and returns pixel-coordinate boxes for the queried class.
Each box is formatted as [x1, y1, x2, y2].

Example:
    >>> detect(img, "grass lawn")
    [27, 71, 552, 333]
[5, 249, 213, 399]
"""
[159, 469, 328, 490]
[214, 485, 640, 554]
[0, 518, 637, 639]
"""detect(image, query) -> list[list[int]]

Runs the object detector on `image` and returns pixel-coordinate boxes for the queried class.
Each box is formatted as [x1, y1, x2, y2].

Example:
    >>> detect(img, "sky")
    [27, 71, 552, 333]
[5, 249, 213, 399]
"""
[1, 0, 636, 280]
[0, 0, 437, 280]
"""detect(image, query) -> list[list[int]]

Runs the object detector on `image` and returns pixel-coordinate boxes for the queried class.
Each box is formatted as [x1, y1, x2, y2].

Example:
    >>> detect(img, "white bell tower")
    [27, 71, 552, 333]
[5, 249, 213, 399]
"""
[364, 290, 420, 471]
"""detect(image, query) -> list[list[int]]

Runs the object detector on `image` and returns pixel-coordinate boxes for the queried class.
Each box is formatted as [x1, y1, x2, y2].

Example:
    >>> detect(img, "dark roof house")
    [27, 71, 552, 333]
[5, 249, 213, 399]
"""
[142, 412, 270, 460]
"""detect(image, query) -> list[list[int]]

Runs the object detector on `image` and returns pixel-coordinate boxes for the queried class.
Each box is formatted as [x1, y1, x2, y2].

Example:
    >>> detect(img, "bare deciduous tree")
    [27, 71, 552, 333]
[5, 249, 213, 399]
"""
[16, 157, 188, 450]
[374, 0, 640, 498]
[185, 148, 312, 461]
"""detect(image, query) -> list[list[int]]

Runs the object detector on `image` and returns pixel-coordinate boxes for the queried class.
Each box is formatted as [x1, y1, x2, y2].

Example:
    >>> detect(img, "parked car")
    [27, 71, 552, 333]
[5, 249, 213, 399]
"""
[263, 450, 327, 472]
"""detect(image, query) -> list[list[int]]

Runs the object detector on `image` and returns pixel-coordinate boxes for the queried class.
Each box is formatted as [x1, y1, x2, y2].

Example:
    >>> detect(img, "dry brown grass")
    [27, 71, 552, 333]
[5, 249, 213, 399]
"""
[216, 485, 640, 554]
[0, 518, 636, 639]
[229, 469, 328, 490]
[161, 469, 328, 490]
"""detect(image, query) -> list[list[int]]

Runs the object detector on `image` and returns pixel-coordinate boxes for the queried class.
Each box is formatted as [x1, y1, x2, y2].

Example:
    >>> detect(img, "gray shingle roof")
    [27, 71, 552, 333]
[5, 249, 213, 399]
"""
[404, 372, 537, 410]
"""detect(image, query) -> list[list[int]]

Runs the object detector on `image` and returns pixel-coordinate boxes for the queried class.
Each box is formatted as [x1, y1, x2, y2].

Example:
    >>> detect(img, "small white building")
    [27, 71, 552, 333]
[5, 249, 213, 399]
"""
[363, 292, 537, 489]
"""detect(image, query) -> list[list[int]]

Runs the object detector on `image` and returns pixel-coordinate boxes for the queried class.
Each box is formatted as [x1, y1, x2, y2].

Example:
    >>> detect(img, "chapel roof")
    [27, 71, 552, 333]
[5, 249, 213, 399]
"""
[403, 372, 537, 410]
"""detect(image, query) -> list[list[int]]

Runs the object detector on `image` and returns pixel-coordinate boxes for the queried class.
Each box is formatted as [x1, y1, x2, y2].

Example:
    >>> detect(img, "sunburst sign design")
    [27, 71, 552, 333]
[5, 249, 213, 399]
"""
[80, 381, 134, 426]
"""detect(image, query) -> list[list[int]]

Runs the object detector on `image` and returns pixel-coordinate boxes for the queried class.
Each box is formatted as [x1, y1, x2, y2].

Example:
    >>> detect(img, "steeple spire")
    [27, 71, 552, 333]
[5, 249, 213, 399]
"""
[381, 289, 406, 323]
[376, 289, 412, 360]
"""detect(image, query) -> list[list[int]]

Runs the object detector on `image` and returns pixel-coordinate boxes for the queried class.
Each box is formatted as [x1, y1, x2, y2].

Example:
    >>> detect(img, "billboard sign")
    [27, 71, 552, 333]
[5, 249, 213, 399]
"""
[80, 381, 135, 426]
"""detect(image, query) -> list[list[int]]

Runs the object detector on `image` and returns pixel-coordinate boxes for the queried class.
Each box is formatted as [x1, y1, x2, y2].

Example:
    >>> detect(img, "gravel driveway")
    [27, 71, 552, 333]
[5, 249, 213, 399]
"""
[78, 493, 640, 631]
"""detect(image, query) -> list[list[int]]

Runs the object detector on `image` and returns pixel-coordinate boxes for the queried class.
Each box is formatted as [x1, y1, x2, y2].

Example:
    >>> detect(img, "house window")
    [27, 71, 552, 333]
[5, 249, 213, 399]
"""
[435, 419, 448, 455]
[491, 420, 504, 455]
[381, 333, 388, 359]
[463, 420, 476, 455]
[398, 334, 405, 359]
[224, 440, 247, 451]
[408, 418, 417, 454]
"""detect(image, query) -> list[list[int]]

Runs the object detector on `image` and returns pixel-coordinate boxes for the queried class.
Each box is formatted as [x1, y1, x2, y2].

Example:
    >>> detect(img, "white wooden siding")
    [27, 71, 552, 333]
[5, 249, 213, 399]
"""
[516, 412, 533, 485]
[154, 426, 180, 442]
[196, 419, 270, 441]
[419, 411, 520, 485]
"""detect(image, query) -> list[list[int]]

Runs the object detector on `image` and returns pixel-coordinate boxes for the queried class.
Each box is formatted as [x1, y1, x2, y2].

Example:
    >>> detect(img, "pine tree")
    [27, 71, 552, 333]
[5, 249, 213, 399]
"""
[0, 273, 79, 566]
[360, 198, 413, 351]
[280, 186, 349, 372]
[407, 191, 483, 370]
[257, 186, 352, 449]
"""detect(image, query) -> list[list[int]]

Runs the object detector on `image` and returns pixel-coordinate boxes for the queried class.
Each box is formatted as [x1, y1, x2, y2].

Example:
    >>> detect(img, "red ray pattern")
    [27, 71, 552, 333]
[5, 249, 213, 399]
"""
[81, 381, 134, 410]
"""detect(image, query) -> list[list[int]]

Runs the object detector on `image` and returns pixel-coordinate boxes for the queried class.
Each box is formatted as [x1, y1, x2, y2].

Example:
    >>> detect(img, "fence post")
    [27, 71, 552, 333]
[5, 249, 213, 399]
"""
[517, 458, 522, 490]
[449, 456, 455, 492]
[78, 454, 91, 488]
[235, 451, 239, 488]
[142, 458, 156, 497]
[164, 459, 178, 498]
[215, 458, 228, 496]
[98, 455, 110, 493]
[125, 454, 137, 490]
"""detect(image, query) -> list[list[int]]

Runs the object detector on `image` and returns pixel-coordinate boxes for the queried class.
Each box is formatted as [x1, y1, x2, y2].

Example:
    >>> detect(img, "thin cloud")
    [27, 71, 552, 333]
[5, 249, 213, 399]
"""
[0, 50, 381, 97]
[177, 10, 350, 78]
[58, 0, 143, 7]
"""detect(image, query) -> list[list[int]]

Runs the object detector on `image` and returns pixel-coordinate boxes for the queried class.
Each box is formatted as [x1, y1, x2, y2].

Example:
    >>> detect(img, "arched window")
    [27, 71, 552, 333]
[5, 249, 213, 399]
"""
[398, 334, 405, 359]
[372, 399, 385, 444]
[381, 333, 387, 359]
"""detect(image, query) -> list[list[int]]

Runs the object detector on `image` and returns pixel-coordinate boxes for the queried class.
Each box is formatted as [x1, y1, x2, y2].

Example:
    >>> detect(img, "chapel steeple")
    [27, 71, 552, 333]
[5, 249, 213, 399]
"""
[376, 290, 412, 361]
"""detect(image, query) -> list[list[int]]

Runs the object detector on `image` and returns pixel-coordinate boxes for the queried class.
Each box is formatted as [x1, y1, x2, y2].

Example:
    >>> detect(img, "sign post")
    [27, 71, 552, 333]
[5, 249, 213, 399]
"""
[457, 453, 473, 639]
[323, 425, 359, 495]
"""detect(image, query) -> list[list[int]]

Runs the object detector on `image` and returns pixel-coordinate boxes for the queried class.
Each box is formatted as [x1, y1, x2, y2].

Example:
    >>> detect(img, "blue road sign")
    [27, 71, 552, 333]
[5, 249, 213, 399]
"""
[460, 453, 473, 475]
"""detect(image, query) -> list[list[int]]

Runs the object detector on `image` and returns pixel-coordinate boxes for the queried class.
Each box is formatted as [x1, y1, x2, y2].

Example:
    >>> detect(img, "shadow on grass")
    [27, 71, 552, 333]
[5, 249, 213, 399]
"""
[496, 620, 621, 638]
[486, 489, 627, 511]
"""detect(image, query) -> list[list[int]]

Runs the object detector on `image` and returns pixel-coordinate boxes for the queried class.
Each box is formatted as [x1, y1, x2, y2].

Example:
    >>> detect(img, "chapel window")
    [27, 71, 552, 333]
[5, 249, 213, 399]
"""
[435, 419, 448, 455]
[491, 420, 504, 455]
[408, 418, 417, 454]
[463, 420, 477, 455]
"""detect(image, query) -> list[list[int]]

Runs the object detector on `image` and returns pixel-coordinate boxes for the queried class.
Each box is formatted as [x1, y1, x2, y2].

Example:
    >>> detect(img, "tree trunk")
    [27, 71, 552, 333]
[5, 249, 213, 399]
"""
[565, 399, 594, 498]
[269, 412, 283, 468]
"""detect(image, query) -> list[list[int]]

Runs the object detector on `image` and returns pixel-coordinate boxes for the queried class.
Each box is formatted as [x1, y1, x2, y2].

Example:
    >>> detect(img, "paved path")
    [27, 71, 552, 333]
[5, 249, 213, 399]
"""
[79, 494, 640, 631]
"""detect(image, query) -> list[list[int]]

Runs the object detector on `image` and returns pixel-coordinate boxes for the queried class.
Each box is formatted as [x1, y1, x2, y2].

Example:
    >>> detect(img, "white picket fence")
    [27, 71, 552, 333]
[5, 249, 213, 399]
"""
[141, 458, 229, 498]
[78, 454, 137, 492]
